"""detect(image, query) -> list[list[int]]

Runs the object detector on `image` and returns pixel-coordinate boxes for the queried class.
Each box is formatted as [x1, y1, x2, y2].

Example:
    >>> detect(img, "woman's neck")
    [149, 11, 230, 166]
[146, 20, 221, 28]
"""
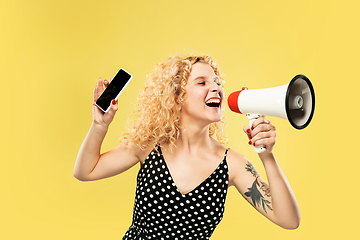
[174, 124, 213, 154]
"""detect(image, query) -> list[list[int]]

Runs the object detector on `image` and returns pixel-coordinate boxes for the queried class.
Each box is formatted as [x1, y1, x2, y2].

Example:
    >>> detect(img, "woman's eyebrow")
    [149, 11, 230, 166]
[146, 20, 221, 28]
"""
[193, 76, 206, 81]
[193, 76, 219, 81]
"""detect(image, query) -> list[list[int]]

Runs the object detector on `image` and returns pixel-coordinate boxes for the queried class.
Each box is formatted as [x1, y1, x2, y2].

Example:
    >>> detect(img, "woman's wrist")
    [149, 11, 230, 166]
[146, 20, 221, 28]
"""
[258, 151, 276, 163]
[91, 122, 109, 135]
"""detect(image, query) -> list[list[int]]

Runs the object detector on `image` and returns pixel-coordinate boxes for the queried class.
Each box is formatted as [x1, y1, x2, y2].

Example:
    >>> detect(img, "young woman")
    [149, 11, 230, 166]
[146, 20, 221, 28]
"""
[74, 55, 300, 239]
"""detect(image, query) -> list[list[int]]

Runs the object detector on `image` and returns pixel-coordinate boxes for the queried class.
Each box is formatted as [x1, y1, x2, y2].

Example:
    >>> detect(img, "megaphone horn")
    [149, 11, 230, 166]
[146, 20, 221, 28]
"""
[228, 74, 315, 153]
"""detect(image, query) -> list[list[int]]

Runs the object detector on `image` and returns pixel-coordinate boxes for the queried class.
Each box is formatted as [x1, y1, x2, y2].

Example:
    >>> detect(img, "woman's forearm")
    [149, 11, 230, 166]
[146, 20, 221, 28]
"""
[73, 123, 108, 181]
[259, 152, 301, 229]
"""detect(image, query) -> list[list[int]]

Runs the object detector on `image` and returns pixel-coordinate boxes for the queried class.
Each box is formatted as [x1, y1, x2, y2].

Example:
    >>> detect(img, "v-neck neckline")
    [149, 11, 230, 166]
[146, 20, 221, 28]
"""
[156, 146, 228, 196]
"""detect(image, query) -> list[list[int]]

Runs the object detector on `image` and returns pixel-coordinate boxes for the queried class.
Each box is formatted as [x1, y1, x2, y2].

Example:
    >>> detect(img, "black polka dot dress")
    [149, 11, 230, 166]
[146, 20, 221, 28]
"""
[122, 146, 229, 240]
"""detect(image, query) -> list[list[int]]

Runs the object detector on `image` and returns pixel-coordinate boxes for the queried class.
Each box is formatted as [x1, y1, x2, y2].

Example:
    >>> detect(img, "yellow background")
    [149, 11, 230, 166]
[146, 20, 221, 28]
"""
[1, 0, 357, 239]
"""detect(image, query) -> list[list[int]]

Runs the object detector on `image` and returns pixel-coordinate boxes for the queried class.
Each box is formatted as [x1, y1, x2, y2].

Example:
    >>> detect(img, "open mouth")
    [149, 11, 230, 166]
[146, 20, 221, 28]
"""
[205, 98, 221, 108]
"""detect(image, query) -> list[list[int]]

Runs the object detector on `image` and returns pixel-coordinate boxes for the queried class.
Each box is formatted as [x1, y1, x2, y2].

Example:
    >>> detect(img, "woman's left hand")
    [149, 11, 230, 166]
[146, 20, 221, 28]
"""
[243, 117, 277, 154]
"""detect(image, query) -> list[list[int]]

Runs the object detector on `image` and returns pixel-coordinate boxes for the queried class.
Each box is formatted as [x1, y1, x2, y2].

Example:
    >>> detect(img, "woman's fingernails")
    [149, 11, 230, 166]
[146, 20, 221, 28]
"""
[248, 141, 252, 145]
[112, 99, 116, 105]
[246, 129, 251, 134]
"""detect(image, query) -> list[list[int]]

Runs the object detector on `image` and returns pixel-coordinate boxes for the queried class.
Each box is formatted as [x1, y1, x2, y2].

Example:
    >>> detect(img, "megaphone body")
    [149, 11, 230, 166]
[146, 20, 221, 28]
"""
[228, 75, 315, 153]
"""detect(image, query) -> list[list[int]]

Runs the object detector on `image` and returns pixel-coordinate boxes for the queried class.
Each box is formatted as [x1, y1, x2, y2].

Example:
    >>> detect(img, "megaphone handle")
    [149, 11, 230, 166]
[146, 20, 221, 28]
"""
[247, 113, 266, 154]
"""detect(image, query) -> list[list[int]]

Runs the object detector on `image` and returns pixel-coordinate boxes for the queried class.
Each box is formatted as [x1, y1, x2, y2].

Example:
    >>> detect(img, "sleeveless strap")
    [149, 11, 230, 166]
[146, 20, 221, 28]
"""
[225, 148, 230, 156]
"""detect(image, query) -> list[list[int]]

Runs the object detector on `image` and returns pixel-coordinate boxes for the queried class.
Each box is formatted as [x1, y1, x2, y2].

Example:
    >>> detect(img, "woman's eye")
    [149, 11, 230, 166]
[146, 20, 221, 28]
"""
[198, 82, 205, 85]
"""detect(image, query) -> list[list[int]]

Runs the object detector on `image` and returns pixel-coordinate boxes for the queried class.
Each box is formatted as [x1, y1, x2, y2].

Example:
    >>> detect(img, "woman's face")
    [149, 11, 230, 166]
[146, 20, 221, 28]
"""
[179, 62, 224, 126]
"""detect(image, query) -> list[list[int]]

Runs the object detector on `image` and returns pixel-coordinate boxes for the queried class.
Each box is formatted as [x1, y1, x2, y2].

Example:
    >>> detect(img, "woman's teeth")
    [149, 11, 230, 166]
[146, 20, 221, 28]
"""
[205, 99, 220, 107]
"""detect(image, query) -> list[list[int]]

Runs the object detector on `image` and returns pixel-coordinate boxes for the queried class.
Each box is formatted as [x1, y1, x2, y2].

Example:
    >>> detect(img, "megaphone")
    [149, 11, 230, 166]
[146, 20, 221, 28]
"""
[228, 74, 315, 153]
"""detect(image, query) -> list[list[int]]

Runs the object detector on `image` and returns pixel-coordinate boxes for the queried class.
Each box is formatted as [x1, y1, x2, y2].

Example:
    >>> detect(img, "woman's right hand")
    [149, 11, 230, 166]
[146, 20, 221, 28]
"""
[92, 77, 119, 128]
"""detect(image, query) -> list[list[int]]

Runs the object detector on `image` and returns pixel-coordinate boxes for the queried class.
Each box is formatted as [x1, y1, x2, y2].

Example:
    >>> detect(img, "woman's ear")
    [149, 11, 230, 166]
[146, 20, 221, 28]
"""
[175, 98, 182, 110]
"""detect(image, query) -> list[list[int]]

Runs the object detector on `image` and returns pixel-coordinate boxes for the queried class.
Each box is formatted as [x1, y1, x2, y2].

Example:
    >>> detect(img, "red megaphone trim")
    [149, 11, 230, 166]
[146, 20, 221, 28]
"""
[227, 87, 248, 114]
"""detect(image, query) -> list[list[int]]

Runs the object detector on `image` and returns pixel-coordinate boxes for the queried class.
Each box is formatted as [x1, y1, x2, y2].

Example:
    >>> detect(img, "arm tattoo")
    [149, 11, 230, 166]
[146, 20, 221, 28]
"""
[244, 161, 273, 213]
[245, 161, 259, 177]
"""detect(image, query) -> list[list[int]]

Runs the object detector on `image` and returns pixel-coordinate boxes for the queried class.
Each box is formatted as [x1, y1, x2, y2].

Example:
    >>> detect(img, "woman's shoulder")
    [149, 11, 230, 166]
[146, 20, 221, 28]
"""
[221, 147, 253, 186]
[211, 139, 247, 163]
[210, 139, 230, 158]
[117, 140, 155, 164]
[226, 148, 248, 162]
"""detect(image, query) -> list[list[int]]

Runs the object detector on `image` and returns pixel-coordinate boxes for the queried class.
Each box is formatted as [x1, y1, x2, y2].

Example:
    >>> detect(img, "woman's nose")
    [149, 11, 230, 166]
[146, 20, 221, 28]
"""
[210, 82, 221, 92]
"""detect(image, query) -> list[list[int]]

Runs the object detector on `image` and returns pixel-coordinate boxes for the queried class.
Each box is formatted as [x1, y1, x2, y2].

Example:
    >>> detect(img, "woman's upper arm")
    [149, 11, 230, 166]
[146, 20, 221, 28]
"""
[227, 150, 275, 221]
[82, 141, 144, 181]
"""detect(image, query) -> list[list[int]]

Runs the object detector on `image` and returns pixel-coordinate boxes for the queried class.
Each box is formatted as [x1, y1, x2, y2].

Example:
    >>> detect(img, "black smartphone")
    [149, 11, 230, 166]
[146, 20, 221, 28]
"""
[95, 68, 132, 112]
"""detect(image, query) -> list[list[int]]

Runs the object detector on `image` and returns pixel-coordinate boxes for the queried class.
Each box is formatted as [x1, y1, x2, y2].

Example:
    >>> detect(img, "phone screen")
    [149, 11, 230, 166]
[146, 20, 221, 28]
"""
[95, 68, 132, 112]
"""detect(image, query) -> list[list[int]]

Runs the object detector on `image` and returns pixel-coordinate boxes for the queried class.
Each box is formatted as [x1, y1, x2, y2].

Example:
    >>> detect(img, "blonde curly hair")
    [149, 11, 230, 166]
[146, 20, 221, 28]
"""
[122, 55, 227, 149]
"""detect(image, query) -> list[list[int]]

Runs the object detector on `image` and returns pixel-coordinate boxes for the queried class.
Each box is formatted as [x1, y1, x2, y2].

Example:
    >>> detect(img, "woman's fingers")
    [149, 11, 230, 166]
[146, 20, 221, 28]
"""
[93, 85, 98, 103]
[104, 79, 109, 88]
[98, 77, 104, 93]
[107, 99, 118, 117]
[92, 77, 119, 127]
[93, 78, 103, 102]
[94, 77, 113, 102]
[245, 117, 277, 150]
[98, 99, 118, 125]
[251, 117, 269, 130]
[243, 126, 252, 144]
